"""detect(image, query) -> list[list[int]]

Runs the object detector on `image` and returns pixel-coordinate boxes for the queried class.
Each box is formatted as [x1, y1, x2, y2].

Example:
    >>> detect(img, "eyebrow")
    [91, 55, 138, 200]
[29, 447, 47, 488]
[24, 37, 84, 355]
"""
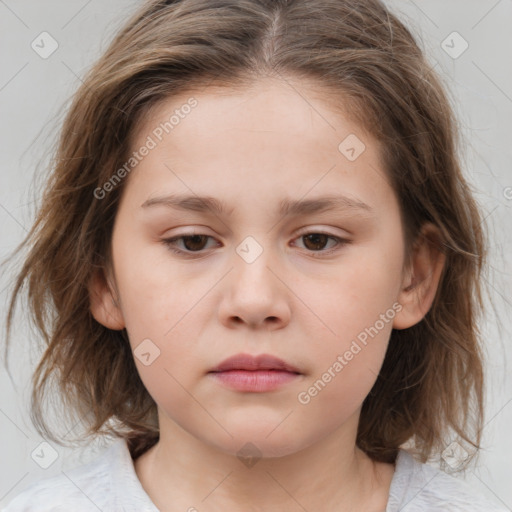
[140, 193, 374, 217]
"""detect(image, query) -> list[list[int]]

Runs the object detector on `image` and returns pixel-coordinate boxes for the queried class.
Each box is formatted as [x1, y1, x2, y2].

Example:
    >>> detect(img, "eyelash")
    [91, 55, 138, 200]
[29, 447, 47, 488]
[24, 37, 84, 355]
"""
[161, 231, 350, 258]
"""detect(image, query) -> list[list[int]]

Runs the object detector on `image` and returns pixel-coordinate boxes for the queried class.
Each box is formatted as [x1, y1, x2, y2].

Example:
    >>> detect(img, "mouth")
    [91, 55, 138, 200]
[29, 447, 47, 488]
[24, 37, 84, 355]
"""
[208, 353, 302, 392]
[208, 352, 302, 374]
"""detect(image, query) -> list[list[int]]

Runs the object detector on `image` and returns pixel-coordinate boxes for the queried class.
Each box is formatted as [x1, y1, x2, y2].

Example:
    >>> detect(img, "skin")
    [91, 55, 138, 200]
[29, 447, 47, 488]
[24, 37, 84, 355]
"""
[89, 76, 445, 512]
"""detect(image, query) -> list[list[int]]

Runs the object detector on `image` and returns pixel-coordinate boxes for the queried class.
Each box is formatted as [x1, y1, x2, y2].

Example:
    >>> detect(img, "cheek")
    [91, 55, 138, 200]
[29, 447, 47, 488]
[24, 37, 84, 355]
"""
[300, 239, 402, 344]
[111, 230, 196, 339]
[294, 238, 402, 398]
[294, 308, 393, 431]
[127, 315, 208, 423]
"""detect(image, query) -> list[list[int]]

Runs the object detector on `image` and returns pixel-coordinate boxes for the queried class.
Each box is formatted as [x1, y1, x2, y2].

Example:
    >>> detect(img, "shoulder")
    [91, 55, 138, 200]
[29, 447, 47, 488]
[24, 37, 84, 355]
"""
[1, 473, 95, 512]
[388, 449, 509, 512]
[1, 439, 126, 512]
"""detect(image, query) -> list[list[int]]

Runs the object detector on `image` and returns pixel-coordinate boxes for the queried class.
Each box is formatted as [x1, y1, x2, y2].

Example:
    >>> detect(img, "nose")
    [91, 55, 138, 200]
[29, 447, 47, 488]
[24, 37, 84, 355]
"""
[217, 239, 291, 331]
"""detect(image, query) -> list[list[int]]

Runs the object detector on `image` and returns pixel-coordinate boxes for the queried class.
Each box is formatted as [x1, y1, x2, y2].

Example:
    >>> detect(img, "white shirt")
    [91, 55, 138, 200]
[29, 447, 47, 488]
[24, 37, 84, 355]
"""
[2, 438, 508, 511]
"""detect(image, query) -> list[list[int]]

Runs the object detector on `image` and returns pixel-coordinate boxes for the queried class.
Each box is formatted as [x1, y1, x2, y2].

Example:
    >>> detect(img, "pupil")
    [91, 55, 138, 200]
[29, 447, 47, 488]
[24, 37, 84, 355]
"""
[304, 233, 327, 250]
[184, 235, 207, 251]
[182, 234, 329, 252]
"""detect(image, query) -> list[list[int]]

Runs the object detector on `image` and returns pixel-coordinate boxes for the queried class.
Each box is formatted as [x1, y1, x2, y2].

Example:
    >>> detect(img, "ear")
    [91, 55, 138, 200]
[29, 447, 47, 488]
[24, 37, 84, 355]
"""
[88, 267, 126, 330]
[393, 223, 446, 330]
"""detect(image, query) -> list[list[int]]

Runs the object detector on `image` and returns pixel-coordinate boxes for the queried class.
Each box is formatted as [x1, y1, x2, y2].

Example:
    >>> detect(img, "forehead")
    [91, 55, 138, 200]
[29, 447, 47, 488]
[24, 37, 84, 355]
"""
[131, 77, 371, 155]
[123, 77, 393, 216]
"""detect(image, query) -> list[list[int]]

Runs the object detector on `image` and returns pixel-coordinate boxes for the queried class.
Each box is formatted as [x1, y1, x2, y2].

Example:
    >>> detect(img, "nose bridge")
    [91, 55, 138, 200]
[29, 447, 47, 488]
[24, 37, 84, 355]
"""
[218, 232, 290, 329]
[235, 233, 268, 267]
[232, 233, 276, 295]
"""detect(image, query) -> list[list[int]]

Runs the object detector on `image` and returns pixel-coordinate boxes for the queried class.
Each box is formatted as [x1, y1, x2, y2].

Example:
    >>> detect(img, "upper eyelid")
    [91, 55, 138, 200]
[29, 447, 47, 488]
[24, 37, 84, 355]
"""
[163, 224, 350, 237]
[162, 230, 348, 253]
[164, 228, 347, 242]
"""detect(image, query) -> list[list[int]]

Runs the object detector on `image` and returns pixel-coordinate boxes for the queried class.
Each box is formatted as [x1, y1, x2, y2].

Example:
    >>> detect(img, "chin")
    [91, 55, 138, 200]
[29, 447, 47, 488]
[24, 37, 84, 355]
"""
[203, 425, 316, 461]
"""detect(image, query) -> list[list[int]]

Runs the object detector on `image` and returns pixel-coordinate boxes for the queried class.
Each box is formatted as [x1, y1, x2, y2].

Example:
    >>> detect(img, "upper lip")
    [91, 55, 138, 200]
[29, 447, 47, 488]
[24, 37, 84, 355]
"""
[209, 353, 301, 373]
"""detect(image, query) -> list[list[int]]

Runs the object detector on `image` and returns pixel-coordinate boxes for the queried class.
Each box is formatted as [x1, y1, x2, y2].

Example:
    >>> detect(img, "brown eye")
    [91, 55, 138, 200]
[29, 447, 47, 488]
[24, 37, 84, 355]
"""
[162, 234, 217, 255]
[293, 231, 350, 257]
[162, 231, 349, 258]
[179, 235, 209, 251]
[301, 233, 330, 251]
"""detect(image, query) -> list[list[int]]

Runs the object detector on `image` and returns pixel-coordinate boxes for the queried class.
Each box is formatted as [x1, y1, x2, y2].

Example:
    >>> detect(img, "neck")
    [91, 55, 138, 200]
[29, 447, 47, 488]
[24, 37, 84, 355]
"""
[133, 411, 395, 512]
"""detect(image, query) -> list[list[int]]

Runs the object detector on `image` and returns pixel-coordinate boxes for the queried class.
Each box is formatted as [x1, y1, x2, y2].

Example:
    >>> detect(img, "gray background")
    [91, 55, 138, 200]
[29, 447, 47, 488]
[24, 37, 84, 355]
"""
[1, 0, 511, 508]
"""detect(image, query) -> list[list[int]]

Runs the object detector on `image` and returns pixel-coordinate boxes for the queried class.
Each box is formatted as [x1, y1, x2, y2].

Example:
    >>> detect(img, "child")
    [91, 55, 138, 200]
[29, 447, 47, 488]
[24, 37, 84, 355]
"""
[2, 0, 508, 510]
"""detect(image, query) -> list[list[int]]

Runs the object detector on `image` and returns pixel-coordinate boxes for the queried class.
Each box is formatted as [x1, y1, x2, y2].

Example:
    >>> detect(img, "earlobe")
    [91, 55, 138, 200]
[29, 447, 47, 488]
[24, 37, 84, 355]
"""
[393, 223, 446, 330]
[88, 268, 126, 330]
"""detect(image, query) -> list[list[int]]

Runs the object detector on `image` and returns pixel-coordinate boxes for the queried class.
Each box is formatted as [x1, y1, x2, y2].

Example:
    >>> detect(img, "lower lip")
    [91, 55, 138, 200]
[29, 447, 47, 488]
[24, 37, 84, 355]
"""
[208, 370, 300, 392]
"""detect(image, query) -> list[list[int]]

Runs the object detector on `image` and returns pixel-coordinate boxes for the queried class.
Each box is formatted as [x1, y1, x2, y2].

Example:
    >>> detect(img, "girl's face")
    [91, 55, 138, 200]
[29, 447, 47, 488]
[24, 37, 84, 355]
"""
[100, 78, 412, 457]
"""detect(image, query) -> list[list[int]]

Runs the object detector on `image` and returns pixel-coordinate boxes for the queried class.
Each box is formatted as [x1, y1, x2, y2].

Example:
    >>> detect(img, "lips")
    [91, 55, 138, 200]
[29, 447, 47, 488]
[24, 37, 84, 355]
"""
[208, 353, 302, 392]
[209, 353, 301, 374]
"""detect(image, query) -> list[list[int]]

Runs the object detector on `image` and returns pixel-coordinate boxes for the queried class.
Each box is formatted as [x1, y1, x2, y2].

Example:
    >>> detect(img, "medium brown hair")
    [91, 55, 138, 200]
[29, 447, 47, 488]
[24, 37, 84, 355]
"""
[2, 0, 487, 465]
